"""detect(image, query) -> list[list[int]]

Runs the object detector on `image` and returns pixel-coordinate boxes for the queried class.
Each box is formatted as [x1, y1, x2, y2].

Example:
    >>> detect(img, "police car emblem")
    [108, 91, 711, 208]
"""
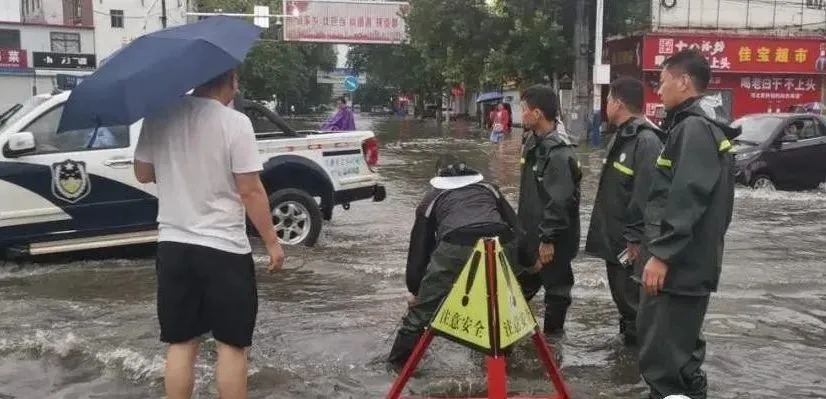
[51, 159, 91, 204]
[619, 153, 627, 163]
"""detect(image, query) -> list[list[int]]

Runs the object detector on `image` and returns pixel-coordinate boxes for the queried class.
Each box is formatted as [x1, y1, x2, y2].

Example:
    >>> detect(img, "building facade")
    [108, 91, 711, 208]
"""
[608, 32, 826, 123]
[602, 0, 826, 124]
[92, 0, 187, 62]
[0, 0, 187, 111]
[652, 0, 826, 33]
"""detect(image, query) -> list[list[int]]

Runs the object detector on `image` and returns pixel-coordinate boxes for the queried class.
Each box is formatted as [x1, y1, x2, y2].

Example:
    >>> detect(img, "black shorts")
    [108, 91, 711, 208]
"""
[155, 241, 258, 348]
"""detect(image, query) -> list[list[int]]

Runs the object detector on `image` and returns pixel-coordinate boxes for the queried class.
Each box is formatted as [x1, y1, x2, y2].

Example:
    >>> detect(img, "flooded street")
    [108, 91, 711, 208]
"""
[1, 112, 825, 399]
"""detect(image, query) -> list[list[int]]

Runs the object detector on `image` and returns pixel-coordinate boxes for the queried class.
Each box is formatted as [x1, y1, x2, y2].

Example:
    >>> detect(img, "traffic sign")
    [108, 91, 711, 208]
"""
[343, 75, 359, 92]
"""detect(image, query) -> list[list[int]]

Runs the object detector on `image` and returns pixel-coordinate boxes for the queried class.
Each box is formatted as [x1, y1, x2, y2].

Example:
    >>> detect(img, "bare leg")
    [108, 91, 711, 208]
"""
[215, 342, 249, 399]
[165, 339, 200, 399]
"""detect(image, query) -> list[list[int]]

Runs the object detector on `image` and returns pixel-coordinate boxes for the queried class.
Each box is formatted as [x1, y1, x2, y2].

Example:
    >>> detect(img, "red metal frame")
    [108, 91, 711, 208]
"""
[385, 239, 572, 399]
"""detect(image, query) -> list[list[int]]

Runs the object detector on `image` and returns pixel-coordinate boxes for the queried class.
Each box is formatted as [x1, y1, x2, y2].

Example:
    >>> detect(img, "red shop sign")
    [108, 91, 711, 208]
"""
[0, 48, 28, 69]
[643, 34, 826, 75]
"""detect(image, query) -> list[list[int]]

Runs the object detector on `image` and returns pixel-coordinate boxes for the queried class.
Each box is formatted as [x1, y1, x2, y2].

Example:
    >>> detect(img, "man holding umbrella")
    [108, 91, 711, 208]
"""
[134, 68, 284, 398]
[135, 67, 284, 398]
[57, 17, 277, 399]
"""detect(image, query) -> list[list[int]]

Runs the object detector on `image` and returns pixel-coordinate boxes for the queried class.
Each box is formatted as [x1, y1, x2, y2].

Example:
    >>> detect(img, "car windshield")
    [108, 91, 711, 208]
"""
[0, 96, 50, 133]
[730, 115, 784, 145]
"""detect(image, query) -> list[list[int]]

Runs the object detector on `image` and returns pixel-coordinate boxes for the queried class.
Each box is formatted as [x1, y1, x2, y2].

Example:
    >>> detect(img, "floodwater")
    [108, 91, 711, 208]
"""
[1, 112, 825, 399]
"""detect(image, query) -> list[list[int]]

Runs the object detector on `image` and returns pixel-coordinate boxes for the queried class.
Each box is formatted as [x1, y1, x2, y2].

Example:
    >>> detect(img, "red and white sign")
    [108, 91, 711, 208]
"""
[643, 33, 826, 75]
[283, 0, 409, 44]
[0, 48, 28, 69]
[643, 73, 822, 120]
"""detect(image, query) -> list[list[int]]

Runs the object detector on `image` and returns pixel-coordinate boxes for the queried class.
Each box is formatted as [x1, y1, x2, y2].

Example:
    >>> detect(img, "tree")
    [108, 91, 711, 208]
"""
[483, 0, 572, 88]
[196, 0, 336, 109]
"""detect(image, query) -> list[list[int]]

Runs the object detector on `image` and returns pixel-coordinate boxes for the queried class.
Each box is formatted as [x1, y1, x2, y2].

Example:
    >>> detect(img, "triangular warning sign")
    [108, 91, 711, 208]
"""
[429, 237, 537, 353]
[494, 242, 537, 350]
[430, 240, 491, 352]
[388, 237, 572, 399]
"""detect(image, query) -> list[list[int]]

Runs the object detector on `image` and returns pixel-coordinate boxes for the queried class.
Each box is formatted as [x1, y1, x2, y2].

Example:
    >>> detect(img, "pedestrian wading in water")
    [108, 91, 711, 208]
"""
[515, 84, 582, 360]
[637, 49, 740, 399]
[585, 76, 665, 347]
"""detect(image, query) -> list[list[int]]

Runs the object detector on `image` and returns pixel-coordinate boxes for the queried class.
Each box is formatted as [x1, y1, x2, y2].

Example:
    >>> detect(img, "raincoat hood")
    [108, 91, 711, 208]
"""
[664, 95, 741, 140]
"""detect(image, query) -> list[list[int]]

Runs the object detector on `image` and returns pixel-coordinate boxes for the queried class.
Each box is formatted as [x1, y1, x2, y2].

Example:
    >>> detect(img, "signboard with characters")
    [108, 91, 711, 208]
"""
[283, 0, 410, 44]
[644, 34, 826, 74]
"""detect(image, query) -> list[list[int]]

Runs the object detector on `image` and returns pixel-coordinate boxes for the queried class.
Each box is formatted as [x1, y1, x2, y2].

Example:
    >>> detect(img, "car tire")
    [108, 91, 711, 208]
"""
[750, 175, 776, 191]
[268, 189, 323, 247]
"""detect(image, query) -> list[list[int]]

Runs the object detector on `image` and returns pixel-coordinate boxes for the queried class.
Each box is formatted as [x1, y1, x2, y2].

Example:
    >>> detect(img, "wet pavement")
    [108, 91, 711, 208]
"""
[0, 112, 825, 398]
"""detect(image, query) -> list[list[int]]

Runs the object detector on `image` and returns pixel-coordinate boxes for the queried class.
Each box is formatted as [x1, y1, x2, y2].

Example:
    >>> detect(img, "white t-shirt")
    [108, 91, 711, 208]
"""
[134, 95, 262, 254]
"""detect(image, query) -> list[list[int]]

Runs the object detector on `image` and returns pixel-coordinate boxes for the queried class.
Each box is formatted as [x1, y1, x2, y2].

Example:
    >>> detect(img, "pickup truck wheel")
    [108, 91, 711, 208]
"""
[269, 189, 322, 247]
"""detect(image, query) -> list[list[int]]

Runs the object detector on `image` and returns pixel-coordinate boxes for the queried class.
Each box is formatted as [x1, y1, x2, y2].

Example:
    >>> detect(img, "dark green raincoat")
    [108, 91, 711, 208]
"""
[637, 96, 740, 399]
[516, 129, 582, 334]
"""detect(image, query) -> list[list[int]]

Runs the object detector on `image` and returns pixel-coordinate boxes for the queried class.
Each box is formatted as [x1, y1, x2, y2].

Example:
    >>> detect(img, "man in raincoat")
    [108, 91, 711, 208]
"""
[638, 49, 740, 399]
[515, 85, 582, 342]
[584, 77, 665, 346]
[387, 157, 523, 369]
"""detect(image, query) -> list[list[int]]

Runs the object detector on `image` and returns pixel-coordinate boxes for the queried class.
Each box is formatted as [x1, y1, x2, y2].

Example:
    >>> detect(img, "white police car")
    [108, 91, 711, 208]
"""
[0, 91, 385, 258]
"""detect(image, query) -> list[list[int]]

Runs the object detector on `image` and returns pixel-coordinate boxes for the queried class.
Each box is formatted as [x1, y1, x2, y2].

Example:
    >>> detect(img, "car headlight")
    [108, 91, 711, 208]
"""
[735, 151, 759, 162]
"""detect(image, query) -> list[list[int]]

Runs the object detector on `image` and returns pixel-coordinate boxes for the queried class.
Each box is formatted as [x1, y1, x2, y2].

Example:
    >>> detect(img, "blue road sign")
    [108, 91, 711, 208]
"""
[343, 75, 359, 92]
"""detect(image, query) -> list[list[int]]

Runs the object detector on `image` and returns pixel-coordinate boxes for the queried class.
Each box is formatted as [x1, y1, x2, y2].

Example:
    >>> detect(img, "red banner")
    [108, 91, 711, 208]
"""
[0, 48, 28, 69]
[643, 33, 826, 74]
[283, 0, 409, 44]
[642, 73, 822, 121]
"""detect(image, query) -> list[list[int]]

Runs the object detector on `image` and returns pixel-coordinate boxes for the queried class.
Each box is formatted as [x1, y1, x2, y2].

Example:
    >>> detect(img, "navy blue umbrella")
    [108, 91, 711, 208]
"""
[58, 16, 262, 132]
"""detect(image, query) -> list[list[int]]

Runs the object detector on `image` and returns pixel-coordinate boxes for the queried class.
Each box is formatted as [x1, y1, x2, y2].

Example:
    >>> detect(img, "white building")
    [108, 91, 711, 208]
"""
[652, 0, 826, 34]
[0, 0, 96, 110]
[0, 0, 189, 110]
[92, 0, 188, 62]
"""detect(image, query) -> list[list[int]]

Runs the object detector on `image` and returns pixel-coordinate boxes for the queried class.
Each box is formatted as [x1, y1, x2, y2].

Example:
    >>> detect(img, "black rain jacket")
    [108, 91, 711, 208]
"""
[405, 182, 521, 295]
[640, 97, 741, 295]
[517, 130, 582, 268]
[585, 117, 665, 263]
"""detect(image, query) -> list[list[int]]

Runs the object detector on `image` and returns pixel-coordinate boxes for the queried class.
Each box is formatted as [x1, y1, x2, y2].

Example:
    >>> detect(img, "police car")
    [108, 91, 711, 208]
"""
[0, 91, 386, 258]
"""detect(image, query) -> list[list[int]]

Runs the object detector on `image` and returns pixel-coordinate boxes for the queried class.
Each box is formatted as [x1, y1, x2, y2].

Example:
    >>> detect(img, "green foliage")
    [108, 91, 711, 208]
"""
[605, 0, 651, 37]
[483, 0, 571, 87]
[196, 0, 336, 107]
[352, 82, 393, 108]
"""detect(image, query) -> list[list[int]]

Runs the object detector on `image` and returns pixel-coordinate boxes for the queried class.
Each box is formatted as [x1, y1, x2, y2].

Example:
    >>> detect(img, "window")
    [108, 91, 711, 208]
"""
[50, 32, 81, 53]
[110, 9, 124, 28]
[23, 105, 130, 154]
[0, 29, 21, 49]
[806, 0, 824, 9]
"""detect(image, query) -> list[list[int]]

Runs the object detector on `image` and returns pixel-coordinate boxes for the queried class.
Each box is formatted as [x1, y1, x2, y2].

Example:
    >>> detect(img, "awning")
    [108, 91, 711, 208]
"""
[476, 91, 503, 103]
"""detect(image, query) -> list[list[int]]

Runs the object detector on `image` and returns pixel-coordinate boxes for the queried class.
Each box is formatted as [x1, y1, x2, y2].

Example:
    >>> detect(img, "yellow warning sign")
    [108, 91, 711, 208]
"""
[429, 237, 537, 352]
[494, 243, 537, 350]
[430, 240, 491, 351]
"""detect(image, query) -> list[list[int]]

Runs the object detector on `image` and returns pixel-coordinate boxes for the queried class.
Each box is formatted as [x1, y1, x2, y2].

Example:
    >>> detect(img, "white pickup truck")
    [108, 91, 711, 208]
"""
[0, 91, 386, 257]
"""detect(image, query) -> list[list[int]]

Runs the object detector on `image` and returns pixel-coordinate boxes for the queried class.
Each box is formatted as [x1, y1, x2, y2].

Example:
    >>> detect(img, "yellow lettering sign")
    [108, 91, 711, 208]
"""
[430, 238, 537, 352]
[775, 47, 789, 63]
[795, 48, 809, 63]
[756, 47, 770, 63]
[738, 46, 752, 62]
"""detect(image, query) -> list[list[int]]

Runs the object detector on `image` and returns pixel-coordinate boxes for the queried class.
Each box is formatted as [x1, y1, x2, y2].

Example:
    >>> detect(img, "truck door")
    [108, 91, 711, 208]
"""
[0, 102, 156, 241]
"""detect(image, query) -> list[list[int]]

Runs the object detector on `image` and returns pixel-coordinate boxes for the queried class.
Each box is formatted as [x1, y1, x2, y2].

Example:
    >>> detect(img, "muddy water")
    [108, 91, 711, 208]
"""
[0, 113, 824, 398]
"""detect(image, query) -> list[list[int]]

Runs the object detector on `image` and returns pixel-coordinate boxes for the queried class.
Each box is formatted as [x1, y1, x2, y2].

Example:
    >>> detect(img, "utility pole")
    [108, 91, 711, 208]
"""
[591, 0, 609, 146]
[161, 0, 168, 28]
[571, 0, 590, 143]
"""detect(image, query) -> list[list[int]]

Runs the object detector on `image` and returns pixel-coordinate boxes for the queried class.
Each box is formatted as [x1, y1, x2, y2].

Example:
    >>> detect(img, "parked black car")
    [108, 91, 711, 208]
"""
[731, 113, 826, 191]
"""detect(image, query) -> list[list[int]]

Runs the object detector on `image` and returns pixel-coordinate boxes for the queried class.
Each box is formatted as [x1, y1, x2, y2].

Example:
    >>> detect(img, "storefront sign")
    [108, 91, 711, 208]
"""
[643, 34, 826, 74]
[0, 48, 28, 69]
[643, 74, 822, 120]
[283, 0, 409, 44]
[32, 52, 96, 70]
